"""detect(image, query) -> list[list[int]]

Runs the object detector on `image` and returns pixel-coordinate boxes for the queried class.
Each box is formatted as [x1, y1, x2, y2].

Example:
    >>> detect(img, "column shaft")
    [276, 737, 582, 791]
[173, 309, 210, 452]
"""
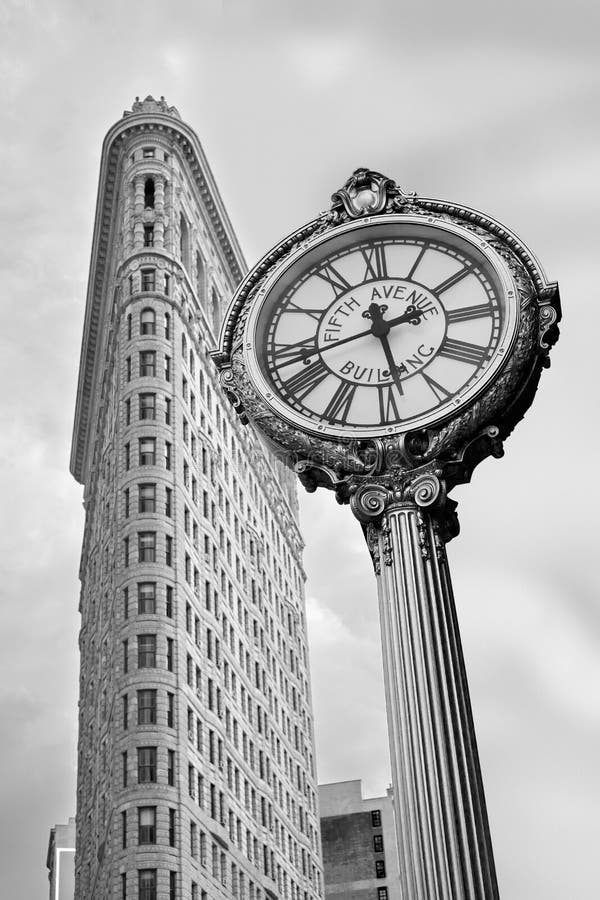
[375, 503, 498, 900]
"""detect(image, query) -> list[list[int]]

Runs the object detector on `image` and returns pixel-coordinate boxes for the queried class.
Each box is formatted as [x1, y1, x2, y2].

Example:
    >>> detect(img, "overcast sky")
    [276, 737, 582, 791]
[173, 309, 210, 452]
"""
[0, 1, 598, 898]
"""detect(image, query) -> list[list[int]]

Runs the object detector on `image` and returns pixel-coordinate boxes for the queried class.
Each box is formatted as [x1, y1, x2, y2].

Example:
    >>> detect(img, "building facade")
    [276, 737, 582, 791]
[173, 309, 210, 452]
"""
[47, 818, 76, 900]
[318, 781, 399, 900]
[70, 95, 323, 900]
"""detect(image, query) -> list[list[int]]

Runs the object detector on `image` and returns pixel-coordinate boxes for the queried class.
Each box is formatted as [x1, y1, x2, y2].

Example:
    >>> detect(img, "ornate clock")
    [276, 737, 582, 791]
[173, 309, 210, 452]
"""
[213, 169, 560, 900]
[215, 169, 559, 509]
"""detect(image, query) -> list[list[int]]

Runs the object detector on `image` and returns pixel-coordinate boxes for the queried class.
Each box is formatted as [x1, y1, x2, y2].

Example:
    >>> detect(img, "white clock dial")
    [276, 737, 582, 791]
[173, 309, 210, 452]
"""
[246, 217, 518, 438]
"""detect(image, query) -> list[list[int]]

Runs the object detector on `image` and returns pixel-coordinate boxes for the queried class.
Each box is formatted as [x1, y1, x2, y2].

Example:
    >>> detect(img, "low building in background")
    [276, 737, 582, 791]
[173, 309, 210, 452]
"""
[319, 780, 400, 900]
[46, 818, 75, 900]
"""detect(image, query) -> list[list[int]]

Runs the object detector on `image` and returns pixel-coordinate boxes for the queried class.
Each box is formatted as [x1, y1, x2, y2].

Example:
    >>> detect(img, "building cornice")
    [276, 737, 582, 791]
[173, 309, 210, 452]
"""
[70, 104, 247, 484]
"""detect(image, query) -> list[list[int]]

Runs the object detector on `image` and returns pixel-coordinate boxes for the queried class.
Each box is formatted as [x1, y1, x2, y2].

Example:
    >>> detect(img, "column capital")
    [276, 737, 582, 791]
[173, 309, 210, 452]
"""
[295, 420, 503, 553]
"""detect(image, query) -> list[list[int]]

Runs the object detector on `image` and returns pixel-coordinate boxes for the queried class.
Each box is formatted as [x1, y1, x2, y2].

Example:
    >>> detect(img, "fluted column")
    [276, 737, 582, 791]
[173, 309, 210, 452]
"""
[354, 477, 499, 900]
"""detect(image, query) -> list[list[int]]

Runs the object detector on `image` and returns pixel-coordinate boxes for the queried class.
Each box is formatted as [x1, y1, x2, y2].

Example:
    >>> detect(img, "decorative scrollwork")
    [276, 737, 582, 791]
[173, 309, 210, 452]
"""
[411, 474, 443, 508]
[364, 523, 381, 574]
[350, 482, 389, 524]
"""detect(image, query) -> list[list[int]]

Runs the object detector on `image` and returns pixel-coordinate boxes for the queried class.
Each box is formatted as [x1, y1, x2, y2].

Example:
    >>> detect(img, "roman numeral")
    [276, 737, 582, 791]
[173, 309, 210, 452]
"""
[323, 382, 357, 424]
[433, 265, 473, 295]
[285, 301, 323, 321]
[315, 263, 351, 298]
[283, 359, 329, 400]
[271, 338, 316, 368]
[445, 304, 491, 323]
[378, 384, 401, 424]
[407, 243, 428, 280]
[439, 337, 488, 366]
[361, 244, 388, 280]
[422, 372, 452, 402]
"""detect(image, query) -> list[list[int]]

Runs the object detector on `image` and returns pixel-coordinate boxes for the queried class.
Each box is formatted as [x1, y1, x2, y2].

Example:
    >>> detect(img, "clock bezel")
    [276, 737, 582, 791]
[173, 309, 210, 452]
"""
[242, 214, 520, 440]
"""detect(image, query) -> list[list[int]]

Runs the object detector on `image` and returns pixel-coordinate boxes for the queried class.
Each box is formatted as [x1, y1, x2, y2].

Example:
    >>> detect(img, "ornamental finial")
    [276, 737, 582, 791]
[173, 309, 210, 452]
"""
[331, 168, 398, 218]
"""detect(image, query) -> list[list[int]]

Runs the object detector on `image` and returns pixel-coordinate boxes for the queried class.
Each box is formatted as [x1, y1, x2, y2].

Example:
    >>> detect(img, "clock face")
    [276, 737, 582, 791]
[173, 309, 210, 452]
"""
[245, 216, 518, 438]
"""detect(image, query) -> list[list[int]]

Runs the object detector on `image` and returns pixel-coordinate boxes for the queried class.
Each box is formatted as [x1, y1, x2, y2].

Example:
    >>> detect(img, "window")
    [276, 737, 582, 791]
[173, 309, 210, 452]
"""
[180, 214, 190, 271]
[140, 307, 156, 335]
[138, 581, 156, 616]
[165, 487, 172, 517]
[138, 634, 156, 668]
[164, 273, 171, 298]
[139, 350, 156, 377]
[125, 441, 131, 470]
[164, 355, 171, 381]
[191, 821, 198, 857]
[139, 393, 156, 420]
[144, 178, 155, 209]
[166, 585, 173, 618]
[196, 251, 205, 303]
[127, 313, 132, 340]
[165, 442, 172, 470]
[122, 693, 128, 728]
[126, 356, 132, 381]
[211, 287, 220, 332]
[125, 398, 131, 425]
[122, 640, 128, 674]
[124, 488, 130, 517]
[138, 689, 157, 724]
[138, 807, 156, 844]
[167, 637, 174, 671]
[375, 860, 386, 879]
[138, 483, 156, 513]
[121, 873, 127, 900]
[138, 868, 157, 900]
[167, 748, 175, 784]
[373, 834, 384, 853]
[143, 147, 155, 158]
[377, 890, 389, 900]
[123, 536, 130, 567]
[371, 809, 382, 828]
[138, 531, 156, 563]
[144, 224, 154, 246]
[169, 807, 176, 845]
[165, 535, 173, 566]
[170, 871, 176, 900]
[141, 269, 155, 292]
[121, 810, 127, 848]
[122, 751, 128, 787]
[137, 747, 157, 783]
[165, 396, 171, 425]
[139, 437, 156, 466]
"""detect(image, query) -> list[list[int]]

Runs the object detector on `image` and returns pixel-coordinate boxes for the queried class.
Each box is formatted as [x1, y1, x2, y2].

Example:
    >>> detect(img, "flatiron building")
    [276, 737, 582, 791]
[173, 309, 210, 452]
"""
[70, 95, 323, 900]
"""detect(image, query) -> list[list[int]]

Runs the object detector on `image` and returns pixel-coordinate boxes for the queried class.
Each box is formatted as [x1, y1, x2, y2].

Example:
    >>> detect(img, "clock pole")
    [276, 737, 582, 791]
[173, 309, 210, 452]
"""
[214, 168, 561, 900]
[351, 474, 498, 899]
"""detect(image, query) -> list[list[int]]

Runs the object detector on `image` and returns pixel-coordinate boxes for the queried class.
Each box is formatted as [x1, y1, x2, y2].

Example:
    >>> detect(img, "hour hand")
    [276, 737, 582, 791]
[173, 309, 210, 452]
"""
[386, 305, 423, 328]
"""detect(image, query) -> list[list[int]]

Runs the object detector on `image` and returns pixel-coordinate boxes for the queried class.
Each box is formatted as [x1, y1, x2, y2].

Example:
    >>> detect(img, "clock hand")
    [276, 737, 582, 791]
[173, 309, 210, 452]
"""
[273, 305, 424, 371]
[379, 331, 405, 396]
[365, 303, 405, 396]
[318, 304, 423, 352]
[384, 305, 423, 329]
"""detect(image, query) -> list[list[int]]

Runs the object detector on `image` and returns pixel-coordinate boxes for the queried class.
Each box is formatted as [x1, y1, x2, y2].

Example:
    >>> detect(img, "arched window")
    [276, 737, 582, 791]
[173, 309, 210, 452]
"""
[140, 308, 156, 336]
[196, 251, 205, 305]
[144, 178, 155, 209]
[180, 214, 190, 272]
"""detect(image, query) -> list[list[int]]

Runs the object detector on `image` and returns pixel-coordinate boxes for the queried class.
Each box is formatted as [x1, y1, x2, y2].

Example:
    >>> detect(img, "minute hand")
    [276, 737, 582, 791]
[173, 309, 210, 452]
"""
[319, 307, 423, 355]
